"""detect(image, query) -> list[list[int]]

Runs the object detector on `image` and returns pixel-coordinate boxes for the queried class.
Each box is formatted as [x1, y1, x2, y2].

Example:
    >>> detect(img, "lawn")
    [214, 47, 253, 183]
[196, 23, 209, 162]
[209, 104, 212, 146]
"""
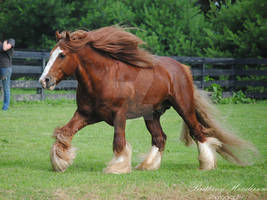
[0, 101, 266, 199]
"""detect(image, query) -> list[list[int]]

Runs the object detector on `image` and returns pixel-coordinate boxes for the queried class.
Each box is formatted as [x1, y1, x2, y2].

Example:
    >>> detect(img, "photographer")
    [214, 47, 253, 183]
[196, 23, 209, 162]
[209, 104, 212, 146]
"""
[0, 38, 15, 111]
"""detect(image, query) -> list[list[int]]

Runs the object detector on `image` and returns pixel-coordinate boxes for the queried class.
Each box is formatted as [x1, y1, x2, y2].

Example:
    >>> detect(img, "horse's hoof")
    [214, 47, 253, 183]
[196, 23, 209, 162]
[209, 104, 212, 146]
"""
[50, 142, 76, 172]
[198, 161, 217, 170]
[135, 146, 162, 171]
[103, 162, 132, 174]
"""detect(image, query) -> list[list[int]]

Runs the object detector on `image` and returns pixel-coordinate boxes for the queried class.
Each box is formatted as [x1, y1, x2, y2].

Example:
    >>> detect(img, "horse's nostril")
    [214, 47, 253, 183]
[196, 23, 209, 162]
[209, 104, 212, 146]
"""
[45, 77, 50, 83]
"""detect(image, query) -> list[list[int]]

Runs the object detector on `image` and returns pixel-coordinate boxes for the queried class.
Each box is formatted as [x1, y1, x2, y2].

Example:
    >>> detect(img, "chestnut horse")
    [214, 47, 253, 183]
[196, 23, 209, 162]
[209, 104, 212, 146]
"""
[39, 26, 257, 174]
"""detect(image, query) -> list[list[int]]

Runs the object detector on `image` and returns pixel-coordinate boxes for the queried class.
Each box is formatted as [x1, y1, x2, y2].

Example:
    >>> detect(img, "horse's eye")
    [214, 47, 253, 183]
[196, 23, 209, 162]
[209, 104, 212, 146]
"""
[59, 53, 65, 59]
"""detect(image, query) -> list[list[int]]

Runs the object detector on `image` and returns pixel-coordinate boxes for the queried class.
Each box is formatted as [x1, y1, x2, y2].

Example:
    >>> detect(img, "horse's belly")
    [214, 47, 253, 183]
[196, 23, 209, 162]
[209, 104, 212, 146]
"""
[126, 105, 153, 119]
[126, 100, 171, 119]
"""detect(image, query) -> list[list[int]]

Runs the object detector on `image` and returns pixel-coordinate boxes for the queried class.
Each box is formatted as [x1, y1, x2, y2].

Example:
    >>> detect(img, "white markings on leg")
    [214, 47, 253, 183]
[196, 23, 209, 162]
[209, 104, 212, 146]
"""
[103, 142, 132, 174]
[197, 137, 222, 170]
[50, 143, 76, 172]
[136, 145, 162, 170]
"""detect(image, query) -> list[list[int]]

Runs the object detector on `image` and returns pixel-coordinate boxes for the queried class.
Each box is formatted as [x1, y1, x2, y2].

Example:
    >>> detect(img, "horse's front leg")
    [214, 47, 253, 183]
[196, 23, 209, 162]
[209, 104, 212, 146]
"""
[136, 113, 166, 171]
[103, 110, 132, 174]
[50, 110, 90, 172]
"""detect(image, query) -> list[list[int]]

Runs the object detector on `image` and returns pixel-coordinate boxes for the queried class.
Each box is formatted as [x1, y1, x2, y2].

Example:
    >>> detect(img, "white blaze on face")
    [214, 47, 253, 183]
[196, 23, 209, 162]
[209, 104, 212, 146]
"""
[39, 47, 63, 82]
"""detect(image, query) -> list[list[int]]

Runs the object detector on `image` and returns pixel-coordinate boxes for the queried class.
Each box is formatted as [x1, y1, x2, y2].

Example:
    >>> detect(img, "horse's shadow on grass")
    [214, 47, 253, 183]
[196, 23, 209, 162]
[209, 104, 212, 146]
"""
[71, 161, 106, 173]
[0, 157, 250, 174]
[160, 162, 198, 172]
[70, 162, 239, 173]
[67, 161, 199, 173]
[50, 163, 249, 174]
[161, 161, 254, 173]
[0, 157, 106, 173]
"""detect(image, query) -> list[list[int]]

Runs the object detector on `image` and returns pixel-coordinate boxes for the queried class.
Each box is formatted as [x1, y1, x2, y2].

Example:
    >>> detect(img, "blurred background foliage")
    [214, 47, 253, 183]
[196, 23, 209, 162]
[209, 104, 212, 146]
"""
[0, 0, 266, 58]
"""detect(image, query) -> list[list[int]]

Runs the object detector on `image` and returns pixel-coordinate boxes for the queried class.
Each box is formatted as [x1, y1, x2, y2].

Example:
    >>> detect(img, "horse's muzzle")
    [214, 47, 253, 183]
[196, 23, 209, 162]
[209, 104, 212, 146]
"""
[39, 76, 56, 90]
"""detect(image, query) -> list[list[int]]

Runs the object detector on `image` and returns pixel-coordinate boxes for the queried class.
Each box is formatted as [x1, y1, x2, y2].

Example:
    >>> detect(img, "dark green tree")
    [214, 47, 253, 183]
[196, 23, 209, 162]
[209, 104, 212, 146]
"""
[0, 0, 266, 58]
[77, 0, 135, 30]
[0, 0, 73, 50]
[203, 0, 267, 57]
[127, 0, 208, 56]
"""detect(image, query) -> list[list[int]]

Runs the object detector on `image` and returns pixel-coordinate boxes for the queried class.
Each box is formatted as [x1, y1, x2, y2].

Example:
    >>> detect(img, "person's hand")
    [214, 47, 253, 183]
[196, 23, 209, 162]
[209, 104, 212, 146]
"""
[3, 40, 12, 51]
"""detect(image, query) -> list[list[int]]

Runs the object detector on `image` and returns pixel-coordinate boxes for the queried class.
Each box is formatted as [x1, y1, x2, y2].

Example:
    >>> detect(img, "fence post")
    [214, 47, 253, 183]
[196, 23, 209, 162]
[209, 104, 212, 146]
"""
[201, 63, 206, 89]
[40, 57, 46, 100]
[231, 64, 235, 96]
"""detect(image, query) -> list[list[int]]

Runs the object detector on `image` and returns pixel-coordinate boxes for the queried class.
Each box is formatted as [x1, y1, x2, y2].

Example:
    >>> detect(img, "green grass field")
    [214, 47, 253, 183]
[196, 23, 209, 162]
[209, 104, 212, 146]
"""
[0, 101, 266, 199]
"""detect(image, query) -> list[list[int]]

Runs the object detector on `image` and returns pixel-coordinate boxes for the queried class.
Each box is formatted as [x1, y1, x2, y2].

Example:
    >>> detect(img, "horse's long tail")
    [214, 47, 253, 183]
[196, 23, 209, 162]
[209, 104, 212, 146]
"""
[180, 87, 259, 166]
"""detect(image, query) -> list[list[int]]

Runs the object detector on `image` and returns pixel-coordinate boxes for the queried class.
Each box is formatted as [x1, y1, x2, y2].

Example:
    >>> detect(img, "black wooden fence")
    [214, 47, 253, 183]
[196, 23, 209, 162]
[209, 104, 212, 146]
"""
[171, 56, 267, 99]
[0, 51, 266, 101]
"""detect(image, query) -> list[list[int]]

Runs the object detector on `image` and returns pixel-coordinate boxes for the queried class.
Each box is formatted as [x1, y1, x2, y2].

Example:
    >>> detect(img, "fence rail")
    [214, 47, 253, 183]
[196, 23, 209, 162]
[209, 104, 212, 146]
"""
[0, 51, 266, 101]
[171, 56, 267, 65]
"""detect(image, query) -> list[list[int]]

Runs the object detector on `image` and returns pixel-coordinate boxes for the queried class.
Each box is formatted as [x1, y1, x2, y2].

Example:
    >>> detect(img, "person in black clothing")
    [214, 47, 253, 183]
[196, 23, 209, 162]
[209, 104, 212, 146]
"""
[0, 39, 15, 111]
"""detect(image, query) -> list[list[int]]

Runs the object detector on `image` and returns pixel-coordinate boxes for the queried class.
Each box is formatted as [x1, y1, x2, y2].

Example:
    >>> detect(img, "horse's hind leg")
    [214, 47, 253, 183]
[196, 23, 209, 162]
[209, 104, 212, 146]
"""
[136, 113, 166, 170]
[171, 91, 217, 170]
[51, 110, 94, 172]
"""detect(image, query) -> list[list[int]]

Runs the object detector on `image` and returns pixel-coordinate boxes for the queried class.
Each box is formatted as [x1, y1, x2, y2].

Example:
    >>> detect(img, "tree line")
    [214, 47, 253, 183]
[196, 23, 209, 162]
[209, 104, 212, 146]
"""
[0, 0, 266, 58]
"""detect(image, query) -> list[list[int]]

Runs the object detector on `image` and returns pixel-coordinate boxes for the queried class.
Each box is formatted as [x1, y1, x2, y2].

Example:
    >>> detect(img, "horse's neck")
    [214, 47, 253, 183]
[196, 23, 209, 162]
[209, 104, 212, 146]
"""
[76, 47, 112, 92]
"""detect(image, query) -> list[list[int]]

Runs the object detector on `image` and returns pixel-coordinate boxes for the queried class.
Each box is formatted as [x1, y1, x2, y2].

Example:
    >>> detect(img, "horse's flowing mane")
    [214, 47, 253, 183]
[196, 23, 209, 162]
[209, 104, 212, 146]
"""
[58, 26, 155, 68]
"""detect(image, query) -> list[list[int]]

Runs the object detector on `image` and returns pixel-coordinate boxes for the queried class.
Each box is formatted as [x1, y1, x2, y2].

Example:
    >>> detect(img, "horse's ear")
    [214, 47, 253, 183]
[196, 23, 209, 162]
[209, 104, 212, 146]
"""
[66, 32, 71, 41]
[56, 31, 61, 41]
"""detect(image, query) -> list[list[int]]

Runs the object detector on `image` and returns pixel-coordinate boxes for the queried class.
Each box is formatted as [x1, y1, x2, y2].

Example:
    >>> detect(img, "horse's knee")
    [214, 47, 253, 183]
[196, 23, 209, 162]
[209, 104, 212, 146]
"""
[152, 132, 167, 151]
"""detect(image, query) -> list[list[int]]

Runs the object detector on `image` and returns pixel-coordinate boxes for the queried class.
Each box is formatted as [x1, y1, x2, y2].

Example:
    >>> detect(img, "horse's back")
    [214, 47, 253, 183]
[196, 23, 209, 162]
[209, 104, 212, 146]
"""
[156, 56, 191, 77]
[156, 56, 193, 91]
